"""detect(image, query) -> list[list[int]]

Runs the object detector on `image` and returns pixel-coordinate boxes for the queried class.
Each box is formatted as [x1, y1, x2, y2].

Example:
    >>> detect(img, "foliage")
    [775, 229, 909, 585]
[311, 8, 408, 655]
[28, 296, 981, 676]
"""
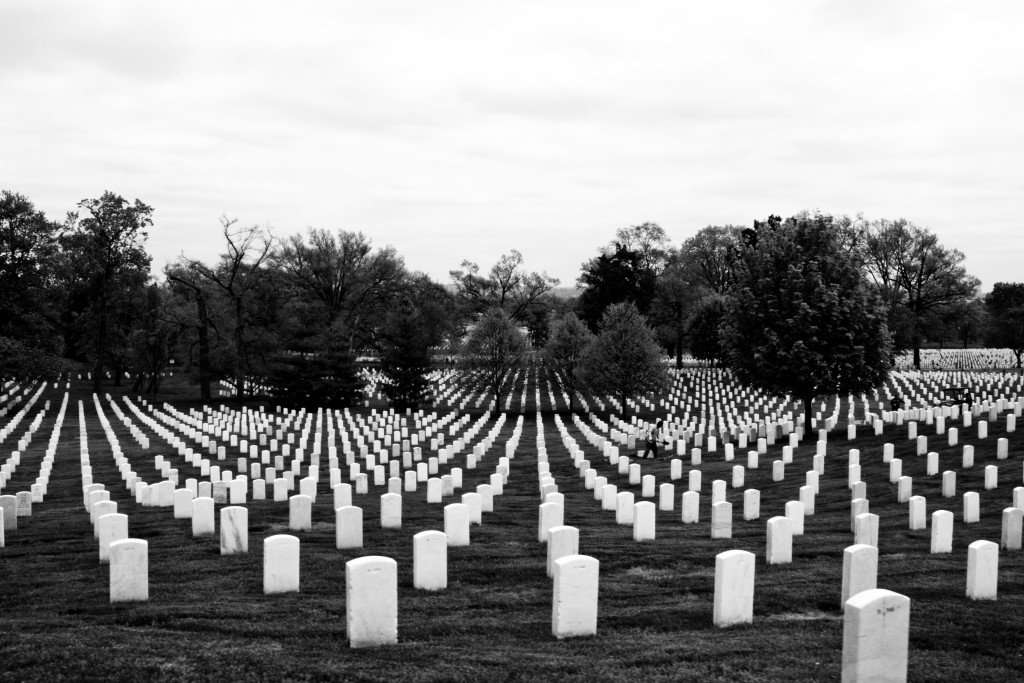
[985, 282, 1024, 368]
[0, 190, 66, 356]
[863, 218, 980, 369]
[458, 307, 528, 407]
[378, 277, 456, 411]
[543, 312, 594, 413]
[0, 335, 71, 383]
[577, 243, 657, 330]
[578, 301, 668, 419]
[265, 351, 366, 408]
[721, 212, 894, 437]
[182, 217, 277, 399]
[61, 191, 153, 391]
[449, 249, 559, 327]
[280, 228, 408, 355]
[689, 297, 728, 367]
[678, 224, 744, 296]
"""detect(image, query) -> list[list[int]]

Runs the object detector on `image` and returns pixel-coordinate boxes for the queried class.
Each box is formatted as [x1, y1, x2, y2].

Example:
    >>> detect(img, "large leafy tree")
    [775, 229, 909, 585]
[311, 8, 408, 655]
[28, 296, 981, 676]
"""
[863, 218, 980, 369]
[689, 296, 728, 367]
[577, 222, 670, 331]
[450, 249, 558, 327]
[280, 228, 408, 356]
[678, 224, 744, 296]
[984, 282, 1024, 369]
[578, 301, 668, 420]
[721, 212, 893, 438]
[62, 191, 153, 392]
[0, 191, 68, 380]
[458, 307, 528, 408]
[378, 276, 457, 411]
[165, 261, 218, 400]
[181, 217, 277, 399]
[543, 312, 594, 413]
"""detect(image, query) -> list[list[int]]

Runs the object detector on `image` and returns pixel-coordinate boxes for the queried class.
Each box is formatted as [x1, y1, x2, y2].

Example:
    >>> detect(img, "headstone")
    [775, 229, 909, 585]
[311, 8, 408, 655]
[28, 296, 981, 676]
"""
[931, 510, 953, 553]
[220, 506, 248, 554]
[963, 491, 980, 524]
[413, 530, 447, 591]
[713, 549, 755, 627]
[785, 500, 805, 536]
[547, 525, 580, 579]
[909, 496, 927, 530]
[854, 513, 879, 548]
[766, 516, 793, 565]
[381, 492, 402, 529]
[173, 488, 194, 519]
[633, 501, 656, 541]
[615, 491, 635, 526]
[337, 505, 363, 549]
[539, 502, 564, 542]
[659, 483, 674, 511]
[346, 556, 398, 648]
[552, 554, 599, 639]
[743, 489, 760, 521]
[289, 494, 312, 531]
[109, 539, 148, 603]
[841, 543, 878, 607]
[462, 492, 482, 525]
[681, 491, 699, 524]
[711, 501, 732, 539]
[263, 534, 300, 594]
[444, 503, 470, 546]
[15, 491, 31, 517]
[841, 589, 910, 683]
[966, 540, 998, 600]
[1001, 507, 1022, 550]
[192, 497, 215, 536]
[98, 512, 128, 563]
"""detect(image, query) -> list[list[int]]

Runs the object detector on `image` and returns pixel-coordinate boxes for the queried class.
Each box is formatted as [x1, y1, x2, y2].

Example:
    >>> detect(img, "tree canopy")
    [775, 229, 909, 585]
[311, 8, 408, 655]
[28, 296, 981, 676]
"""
[578, 301, 668, 420]
[721, 212, 893, 437]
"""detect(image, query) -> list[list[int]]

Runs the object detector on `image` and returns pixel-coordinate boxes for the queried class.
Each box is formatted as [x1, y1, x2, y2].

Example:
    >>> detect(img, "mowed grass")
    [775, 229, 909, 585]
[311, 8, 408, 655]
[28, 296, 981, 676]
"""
[1, 377, 1024, 682]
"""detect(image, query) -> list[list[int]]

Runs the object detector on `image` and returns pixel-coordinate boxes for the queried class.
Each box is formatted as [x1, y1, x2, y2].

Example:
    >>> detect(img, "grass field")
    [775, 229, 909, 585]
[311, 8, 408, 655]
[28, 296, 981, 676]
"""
[2, 371, 1024, 682]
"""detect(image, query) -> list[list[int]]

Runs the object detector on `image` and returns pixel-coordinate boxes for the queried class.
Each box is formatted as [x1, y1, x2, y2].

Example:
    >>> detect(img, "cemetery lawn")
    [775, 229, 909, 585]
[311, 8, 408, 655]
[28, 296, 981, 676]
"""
[2, 377, 1024, 682]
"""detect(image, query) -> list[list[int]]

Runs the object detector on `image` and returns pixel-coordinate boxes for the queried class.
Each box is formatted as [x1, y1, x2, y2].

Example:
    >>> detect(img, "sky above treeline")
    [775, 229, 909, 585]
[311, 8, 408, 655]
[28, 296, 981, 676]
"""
[2, 1, 1021, 292]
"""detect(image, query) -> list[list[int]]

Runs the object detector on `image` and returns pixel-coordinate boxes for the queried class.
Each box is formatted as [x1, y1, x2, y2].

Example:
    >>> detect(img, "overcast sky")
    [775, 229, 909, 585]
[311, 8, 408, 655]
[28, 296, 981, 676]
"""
[2, 1, 1021, 291]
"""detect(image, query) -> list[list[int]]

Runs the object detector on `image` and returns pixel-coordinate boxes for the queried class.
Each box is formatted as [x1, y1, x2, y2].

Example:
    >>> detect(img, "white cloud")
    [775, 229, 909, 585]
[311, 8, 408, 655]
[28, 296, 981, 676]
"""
[1, 0, 1022, 289]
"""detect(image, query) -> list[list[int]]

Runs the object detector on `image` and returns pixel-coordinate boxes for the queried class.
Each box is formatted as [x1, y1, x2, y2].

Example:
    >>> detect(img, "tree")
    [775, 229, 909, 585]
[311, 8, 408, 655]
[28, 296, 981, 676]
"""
[181, 217, 276, 399]
[985, 282, 1024, 369]
[543, 312, 594, 413]
[721, 212, 893, 439]
[678, 224, 744, 296]
[863, 219, 980, 369]
[449, 249, 559, 325]
[378, 276, 457, 411]
[689, 296, 728, 367]
[165, 262, 217, 400]
[279, 228, 408, 356]
[62, 191, 153, 392]
[577, 242, 656, 330]
[650, 248, 697, 368]
[458, 307, 527, 408]
[578, 301, 668, 420]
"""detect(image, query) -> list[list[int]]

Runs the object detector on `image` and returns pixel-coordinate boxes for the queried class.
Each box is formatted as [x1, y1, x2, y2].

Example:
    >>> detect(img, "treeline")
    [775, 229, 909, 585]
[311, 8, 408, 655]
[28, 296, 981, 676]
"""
[2, 190, 1022, 411]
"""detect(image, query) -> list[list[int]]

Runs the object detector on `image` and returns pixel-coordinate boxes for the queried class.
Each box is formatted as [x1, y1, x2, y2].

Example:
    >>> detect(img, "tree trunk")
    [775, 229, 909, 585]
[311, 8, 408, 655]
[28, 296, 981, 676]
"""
[197, 293, 212, 401]
[803, 393, 814, 442]
[234, 297, 245, 401]
[913, 336, 921, 370]
[92, 307, 106, 394]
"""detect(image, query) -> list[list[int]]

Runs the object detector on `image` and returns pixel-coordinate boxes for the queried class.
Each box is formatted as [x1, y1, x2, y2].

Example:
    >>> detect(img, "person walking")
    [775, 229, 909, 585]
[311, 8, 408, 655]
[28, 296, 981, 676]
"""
[643, 419, 665, 459]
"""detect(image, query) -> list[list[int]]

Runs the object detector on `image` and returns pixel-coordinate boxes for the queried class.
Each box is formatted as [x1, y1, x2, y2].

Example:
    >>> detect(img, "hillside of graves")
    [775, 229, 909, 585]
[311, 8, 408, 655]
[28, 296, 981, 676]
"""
[2, 354, 1024, 682]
